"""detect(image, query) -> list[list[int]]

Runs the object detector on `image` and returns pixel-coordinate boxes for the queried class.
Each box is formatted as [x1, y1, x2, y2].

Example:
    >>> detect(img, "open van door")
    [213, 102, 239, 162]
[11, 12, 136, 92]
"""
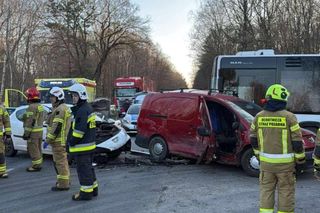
[197, 97, 216, 163]
[3, 89, 27, 108]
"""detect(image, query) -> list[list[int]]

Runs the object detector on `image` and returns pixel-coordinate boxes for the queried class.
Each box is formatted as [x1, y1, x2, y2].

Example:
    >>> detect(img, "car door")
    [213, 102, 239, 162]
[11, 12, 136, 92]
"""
[11, 106, 52, 154]
[198, 98, 215, 157]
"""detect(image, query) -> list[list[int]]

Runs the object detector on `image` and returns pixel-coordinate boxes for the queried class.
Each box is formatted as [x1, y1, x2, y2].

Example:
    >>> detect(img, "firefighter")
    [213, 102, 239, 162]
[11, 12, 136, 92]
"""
[0, 105, 11, 178]
[250, 84, 306, 213]
[313, 128, 320, 179]
[46, 87, 72, 191]
[68, 83, 98, 201]
[23, 87, 44, 172]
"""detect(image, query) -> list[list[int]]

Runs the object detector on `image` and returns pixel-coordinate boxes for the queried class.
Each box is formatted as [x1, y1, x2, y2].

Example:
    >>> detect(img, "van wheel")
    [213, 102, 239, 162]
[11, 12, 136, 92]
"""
[5, 138, 17, 157]
[241, 148, 259, 177]
[149, 136, 168, 162]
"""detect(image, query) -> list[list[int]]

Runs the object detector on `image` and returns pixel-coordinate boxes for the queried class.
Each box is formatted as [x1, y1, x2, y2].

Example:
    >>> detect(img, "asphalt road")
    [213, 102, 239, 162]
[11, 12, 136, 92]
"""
[0, 152, 319, 213]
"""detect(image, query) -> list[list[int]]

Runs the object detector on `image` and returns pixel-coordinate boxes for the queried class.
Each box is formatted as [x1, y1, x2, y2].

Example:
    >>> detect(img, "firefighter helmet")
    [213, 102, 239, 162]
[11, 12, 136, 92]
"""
[265, 84, 290, 102]
[49, 87, 65, 100]
[69, 84, 88, 100]
[25, 87, 40, 101]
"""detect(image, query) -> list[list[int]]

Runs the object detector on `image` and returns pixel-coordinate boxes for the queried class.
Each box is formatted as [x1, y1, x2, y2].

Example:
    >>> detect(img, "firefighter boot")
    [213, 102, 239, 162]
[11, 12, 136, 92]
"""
[93, 180, 98, 197]
[26, 166, 41, 172]
[72, 191, 93, 201]
[0, 173, 8, 178]
[93, 187, 98, 197]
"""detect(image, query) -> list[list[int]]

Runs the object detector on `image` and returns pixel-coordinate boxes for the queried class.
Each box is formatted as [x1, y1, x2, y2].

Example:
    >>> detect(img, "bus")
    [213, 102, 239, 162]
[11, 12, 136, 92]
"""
[211, 49, 320, 133]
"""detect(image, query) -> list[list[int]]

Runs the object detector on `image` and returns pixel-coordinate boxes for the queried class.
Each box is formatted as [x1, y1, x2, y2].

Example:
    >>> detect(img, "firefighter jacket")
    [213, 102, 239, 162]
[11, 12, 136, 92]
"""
[23, 103, 44, 139]
[250, 109, 305, 172]
[0, 106, 11, 137]
[67, 101, 96, 154]
[313, 128, 320, 167]
[47, 103, 72, 146]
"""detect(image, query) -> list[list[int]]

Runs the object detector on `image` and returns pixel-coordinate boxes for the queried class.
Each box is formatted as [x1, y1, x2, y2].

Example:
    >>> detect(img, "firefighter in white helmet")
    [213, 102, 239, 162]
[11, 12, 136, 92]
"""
[46, 87, 72, 191]
[68, 83, 98, 201]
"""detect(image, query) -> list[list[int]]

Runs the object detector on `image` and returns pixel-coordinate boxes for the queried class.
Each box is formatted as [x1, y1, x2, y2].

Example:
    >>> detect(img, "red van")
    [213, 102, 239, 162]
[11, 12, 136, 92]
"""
[135, 90, 316, 176]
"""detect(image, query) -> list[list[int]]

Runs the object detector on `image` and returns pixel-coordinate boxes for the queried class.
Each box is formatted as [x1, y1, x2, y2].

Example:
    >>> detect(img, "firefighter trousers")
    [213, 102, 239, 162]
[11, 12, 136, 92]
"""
[260, 171, 295, 213]
[52, 144, 70, 188]
[27, 138, 42, 168]
[75, 153, 97, 194]
[0, 139, 6, 175]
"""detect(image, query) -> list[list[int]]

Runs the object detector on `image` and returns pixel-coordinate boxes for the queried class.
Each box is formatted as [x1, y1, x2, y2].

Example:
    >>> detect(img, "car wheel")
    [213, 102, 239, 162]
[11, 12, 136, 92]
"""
[107, 149, 122, 160]
[149, 136, 168, 162]
[4, 138, 17, 157]
[241, 148, 259, 177]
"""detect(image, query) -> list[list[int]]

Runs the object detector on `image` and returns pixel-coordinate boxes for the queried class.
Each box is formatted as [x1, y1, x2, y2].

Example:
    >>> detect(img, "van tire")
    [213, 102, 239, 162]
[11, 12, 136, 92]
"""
[149, 136, 168, 162]
[241, 148, 259, 177]
[5, 138, 17, 157]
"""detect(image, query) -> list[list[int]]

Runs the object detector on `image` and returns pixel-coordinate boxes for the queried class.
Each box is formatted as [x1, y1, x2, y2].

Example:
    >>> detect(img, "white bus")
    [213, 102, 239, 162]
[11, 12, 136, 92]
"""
[211, 49, 320, 133]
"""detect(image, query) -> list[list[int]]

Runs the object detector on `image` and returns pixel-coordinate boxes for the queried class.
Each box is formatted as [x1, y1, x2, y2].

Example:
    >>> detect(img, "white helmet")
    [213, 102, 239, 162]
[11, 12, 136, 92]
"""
[49, 87, 65, 100]
[69, 83, 88, 100]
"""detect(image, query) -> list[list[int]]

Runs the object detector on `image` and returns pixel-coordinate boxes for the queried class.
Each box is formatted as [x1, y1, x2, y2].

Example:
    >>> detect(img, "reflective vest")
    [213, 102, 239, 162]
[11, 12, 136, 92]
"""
[0, 106, 11, 137]
[313, 128, 320, 166]
[68, 101, 96, 154]
[47, 103, 72, 146]
[23, 103, 44, 138]
[250, 110, 305, 172]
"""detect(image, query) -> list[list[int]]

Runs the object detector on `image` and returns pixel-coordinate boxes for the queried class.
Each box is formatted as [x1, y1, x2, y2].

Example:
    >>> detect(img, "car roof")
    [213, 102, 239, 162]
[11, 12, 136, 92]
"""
[144, 90, 243, 103]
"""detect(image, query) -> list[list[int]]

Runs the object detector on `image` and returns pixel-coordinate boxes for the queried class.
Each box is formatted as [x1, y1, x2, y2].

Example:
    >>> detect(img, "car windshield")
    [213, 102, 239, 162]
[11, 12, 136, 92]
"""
[225, 100, 260, 123]
[127, 104, 141, 114]
[230, 100, 262, 116]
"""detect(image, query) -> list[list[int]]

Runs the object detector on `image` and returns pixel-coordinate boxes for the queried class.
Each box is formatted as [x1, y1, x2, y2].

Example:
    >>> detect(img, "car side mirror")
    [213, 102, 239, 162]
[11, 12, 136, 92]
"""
[232, 122, 240, 130]
[197, 126, 211, 137]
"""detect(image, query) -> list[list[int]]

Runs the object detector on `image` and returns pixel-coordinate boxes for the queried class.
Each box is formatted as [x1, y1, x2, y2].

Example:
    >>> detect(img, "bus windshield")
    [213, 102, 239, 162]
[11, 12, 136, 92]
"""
[216, 56, 320, 114]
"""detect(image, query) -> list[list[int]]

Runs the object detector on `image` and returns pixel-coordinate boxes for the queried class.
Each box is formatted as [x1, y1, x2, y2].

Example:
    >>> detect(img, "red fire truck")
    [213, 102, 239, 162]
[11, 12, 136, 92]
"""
[113, 76, 154, 113]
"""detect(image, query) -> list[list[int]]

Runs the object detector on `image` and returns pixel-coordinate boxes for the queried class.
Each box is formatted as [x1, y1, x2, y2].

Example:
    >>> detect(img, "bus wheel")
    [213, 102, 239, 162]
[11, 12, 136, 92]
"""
[149, 136, 168, 162]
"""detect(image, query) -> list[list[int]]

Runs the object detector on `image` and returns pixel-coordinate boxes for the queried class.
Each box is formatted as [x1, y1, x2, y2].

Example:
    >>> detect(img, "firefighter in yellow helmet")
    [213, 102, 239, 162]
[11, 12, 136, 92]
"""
[313, 128, 320, 179]
[46, 87, 72, 191]
[0, 105, 11, 178]
[23, 87, 44, 172]
[250, 84, 306, 213]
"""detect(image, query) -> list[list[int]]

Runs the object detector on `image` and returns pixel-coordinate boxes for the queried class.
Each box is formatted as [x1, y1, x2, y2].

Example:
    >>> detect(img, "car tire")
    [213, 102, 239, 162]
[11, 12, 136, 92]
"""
[107, 149, 122, 160]
[4, 138, 17, 157]
[149, 136, 168, 162]
[241, 148, 259, 177]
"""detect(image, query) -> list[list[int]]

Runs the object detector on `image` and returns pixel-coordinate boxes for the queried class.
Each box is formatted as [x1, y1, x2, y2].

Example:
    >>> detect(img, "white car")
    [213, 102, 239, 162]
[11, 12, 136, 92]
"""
[5, 105, 51, 156]
[121, 104, 141, 133]
[5, 105, 130, 160]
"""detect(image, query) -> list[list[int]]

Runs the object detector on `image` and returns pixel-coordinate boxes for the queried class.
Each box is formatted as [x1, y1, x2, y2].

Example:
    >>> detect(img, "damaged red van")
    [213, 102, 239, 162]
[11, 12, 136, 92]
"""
[135, 90, 316, 177]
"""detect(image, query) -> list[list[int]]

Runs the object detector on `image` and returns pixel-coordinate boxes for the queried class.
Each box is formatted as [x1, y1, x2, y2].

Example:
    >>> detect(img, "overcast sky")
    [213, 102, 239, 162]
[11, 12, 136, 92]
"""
[131, 0, 200, 86]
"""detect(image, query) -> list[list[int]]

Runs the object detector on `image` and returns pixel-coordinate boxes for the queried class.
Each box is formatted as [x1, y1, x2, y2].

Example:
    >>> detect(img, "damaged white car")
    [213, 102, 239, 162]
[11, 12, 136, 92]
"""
[5, 105, 130, 161]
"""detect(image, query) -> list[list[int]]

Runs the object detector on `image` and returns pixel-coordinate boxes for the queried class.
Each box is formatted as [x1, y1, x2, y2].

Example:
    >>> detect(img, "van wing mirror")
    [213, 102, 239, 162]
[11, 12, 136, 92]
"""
[197, 126, 211, 137]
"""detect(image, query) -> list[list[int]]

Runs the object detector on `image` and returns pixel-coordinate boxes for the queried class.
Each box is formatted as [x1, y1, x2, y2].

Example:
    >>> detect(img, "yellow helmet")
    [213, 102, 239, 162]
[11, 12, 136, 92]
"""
[265, 84, 290, 102]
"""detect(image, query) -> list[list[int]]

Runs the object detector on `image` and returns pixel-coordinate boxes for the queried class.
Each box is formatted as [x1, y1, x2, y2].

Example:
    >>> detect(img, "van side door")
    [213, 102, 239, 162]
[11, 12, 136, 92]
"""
[166, 97, 201, 157]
